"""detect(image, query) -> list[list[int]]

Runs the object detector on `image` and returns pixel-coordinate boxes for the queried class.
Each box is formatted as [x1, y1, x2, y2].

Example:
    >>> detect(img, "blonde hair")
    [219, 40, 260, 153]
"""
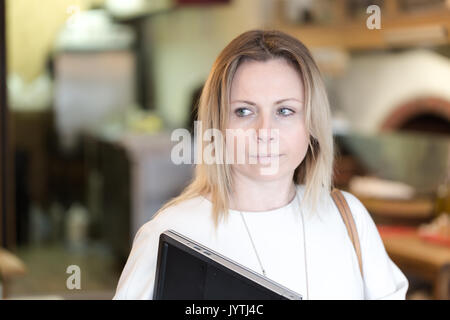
[155, 29, 335, 230]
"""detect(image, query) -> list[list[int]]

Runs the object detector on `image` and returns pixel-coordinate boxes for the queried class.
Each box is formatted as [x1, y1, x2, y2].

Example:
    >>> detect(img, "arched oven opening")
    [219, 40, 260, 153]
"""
[380, 97, 450, 135]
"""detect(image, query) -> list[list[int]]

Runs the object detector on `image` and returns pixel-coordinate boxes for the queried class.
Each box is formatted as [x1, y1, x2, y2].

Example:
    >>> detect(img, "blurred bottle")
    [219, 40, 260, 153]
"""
[65, 203, 90, 253]
[435, 182, 449, 216]
[29, 205, 51, 246]
[49, 202, 64, 242]
[435, 151, 450, 217]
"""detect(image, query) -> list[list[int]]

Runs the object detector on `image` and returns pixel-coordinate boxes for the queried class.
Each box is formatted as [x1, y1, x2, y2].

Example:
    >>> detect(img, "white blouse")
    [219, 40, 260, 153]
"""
[113, 184, 409, 300]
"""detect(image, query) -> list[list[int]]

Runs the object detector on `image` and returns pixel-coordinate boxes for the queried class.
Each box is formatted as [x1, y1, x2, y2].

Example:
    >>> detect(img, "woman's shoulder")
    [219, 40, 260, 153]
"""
[114, 195, 209, 300]
[337, 189, 367, 212]
[332, 188, 377, 239]
[136, 195, 210, 238]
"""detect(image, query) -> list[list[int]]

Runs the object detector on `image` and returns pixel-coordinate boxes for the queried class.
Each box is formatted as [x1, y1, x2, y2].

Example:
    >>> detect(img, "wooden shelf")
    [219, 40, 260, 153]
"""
[269, 1, 450, 50]
[355, 194, 435, 220]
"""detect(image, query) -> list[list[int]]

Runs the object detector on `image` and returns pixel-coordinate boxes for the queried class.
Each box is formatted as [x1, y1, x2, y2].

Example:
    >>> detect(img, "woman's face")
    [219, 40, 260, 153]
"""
[226, 58, 309, 181]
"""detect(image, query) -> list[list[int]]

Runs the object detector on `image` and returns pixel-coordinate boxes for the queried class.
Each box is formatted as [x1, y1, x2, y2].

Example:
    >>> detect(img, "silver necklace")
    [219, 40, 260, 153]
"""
[239, 190, 310, 300]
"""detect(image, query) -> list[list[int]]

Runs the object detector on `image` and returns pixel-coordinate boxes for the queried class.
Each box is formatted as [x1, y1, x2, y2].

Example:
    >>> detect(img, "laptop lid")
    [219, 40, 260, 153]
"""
[153, 229, 303, 300]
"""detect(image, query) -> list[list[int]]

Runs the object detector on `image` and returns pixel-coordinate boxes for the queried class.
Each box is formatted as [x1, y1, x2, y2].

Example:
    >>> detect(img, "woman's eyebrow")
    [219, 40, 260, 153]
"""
[230, 98, 303, 105]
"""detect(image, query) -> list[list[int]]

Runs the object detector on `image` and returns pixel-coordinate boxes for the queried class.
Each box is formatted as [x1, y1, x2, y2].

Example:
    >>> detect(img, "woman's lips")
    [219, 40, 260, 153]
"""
[249, 154, 283, 164]
[249, 154, 281, 158]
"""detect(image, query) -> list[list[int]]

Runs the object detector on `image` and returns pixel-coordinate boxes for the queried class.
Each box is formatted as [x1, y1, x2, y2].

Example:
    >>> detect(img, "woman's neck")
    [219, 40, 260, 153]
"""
[228, 173, 297, 212]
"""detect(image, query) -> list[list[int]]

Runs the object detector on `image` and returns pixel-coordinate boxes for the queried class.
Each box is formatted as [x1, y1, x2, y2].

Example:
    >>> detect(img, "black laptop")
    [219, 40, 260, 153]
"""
[153, 229, 303, 300]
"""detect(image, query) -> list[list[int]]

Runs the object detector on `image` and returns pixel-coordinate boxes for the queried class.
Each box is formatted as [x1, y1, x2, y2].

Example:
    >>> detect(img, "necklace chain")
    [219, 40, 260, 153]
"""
[239, 190, 310, 300]
[240, 212, 267, 277]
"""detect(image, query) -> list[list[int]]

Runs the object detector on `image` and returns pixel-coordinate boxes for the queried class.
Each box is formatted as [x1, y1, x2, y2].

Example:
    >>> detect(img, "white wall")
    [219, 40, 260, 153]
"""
[144, 0, 270, 129]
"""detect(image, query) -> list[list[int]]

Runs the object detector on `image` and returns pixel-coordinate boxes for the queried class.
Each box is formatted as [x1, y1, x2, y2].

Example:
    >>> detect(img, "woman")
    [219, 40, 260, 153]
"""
[113, 29, 408, 300]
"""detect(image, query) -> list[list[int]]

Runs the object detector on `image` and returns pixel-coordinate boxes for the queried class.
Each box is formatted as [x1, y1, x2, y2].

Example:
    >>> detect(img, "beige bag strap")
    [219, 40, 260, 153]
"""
[331, 188, 364, 279]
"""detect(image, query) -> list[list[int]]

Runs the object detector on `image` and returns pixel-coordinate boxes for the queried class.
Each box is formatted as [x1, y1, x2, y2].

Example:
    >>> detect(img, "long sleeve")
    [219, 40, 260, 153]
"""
[343, 191, 409, 300]
[113, 219, 162, 300]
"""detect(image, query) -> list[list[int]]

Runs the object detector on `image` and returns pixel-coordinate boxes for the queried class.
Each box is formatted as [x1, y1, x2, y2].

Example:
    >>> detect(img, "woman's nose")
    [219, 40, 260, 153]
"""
[255, 114, 276, 143]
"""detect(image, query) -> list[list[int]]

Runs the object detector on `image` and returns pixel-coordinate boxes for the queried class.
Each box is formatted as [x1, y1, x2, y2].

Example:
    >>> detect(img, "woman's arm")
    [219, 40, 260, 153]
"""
[113, 219, 163, 300]
[342, 191, 409, 300]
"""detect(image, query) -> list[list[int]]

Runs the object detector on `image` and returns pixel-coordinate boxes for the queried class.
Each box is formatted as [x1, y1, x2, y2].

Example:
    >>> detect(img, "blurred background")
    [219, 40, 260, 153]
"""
[0, 0, 449, 300]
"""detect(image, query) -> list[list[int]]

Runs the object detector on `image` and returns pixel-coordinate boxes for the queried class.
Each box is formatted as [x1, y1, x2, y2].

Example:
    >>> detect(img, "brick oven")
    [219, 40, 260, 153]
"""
[380, 96, 450, 135]
[332, 48, 450, 193]
[334, 49, 450, 136]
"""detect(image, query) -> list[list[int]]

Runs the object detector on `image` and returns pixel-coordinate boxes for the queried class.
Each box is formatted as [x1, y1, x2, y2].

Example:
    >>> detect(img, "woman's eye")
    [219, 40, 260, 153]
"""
[235, 107, 252, 117]
[278, 107, 294, 116]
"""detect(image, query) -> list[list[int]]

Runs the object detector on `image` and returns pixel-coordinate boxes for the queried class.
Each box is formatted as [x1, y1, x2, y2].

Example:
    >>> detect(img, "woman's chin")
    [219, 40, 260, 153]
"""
[246, 166, 288, 180]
